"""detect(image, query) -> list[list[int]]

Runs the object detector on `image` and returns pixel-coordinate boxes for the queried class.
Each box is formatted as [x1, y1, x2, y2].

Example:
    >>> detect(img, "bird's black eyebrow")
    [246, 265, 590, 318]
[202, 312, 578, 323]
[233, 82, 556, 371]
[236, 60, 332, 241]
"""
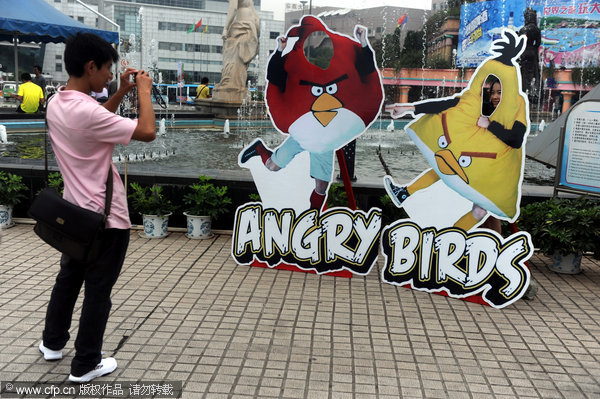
[299, 74, 349, 87]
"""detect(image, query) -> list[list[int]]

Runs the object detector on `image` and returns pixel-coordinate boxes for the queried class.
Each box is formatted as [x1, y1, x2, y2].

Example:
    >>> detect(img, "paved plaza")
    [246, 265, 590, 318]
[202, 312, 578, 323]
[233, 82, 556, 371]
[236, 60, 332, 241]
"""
[1, 223, 599, 398]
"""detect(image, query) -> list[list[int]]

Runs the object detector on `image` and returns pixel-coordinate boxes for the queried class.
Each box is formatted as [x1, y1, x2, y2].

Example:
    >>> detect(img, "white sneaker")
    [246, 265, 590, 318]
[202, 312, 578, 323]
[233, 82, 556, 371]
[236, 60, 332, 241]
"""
[68, 358, 117, 383]
[39, 341, 63, 361]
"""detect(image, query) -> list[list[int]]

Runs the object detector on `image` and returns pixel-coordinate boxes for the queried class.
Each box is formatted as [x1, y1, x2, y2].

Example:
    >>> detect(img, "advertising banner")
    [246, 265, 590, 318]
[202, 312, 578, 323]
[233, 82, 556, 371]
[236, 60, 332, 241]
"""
[457, 0, 526, 67]
[529, 0, 600, 68]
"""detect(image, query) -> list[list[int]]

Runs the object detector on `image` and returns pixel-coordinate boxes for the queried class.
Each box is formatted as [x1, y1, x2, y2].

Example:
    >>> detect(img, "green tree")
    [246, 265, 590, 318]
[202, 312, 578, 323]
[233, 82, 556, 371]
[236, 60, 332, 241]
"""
[373, 29, 425, 70]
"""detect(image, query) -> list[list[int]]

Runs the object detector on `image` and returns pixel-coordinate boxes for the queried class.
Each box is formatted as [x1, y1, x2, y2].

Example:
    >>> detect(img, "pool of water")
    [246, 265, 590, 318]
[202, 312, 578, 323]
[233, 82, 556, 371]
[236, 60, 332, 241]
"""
[0, 125, 556, 185]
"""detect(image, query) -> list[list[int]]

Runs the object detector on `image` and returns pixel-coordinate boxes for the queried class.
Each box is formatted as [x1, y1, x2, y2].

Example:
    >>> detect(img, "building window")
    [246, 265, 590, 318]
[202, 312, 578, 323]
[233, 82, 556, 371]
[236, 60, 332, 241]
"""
[269, 31, 279, 39]
[56, 63, 62, 72]
[55, 55, 62, 60]
[77, 16, 84, 23]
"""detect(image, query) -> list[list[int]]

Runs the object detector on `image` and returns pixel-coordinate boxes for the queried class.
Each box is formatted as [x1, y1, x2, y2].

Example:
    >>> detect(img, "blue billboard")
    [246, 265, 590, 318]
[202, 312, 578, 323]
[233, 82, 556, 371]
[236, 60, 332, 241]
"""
[529, 0, 600, 68]
[457, 0, 527, 67]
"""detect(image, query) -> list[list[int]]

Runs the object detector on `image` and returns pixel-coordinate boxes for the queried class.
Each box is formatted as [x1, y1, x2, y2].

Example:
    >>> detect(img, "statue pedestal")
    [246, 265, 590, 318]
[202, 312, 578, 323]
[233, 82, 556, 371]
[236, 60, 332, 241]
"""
[194, 98, 267, 120]
[194, 98, 243, 119]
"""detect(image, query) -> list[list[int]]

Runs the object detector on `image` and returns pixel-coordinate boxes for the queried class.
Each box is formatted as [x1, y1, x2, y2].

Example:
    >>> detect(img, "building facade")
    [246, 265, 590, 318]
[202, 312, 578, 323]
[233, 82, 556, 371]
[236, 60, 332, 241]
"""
[40, 0, 283, 88]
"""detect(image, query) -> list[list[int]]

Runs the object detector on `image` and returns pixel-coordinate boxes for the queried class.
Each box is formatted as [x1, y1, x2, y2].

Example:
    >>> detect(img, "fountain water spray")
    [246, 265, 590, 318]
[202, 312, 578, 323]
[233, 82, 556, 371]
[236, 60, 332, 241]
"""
[0, 125, 7, 144]
[224, 119, 230, 136]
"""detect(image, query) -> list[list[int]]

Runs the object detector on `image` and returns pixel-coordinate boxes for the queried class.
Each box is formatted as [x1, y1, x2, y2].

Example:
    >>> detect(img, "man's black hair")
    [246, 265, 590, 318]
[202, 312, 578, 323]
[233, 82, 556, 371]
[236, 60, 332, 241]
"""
[64, 33, 119, 77]
[21, 73, 32, 81]
[201, 77, 209, 84]
[34, 65, 42, 73]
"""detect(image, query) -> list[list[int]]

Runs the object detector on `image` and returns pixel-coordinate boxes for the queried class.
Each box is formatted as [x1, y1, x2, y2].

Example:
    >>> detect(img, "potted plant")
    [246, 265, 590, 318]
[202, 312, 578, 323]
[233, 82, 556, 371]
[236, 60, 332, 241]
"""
[518, 197, 600, 274]
[128, 183, 175, 238]
[183, 175, 231, 239]
[0, 171, 28, 229]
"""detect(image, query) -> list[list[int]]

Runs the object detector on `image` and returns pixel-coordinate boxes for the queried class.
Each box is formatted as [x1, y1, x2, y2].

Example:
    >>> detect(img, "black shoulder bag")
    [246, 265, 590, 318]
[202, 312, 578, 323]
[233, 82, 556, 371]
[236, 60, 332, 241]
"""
[28, 170, 113, 263]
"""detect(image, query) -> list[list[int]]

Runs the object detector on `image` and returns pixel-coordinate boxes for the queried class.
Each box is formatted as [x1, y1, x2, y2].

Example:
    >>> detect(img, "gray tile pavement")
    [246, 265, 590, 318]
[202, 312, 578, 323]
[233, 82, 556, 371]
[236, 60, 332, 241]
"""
[0, 224, 599, 398]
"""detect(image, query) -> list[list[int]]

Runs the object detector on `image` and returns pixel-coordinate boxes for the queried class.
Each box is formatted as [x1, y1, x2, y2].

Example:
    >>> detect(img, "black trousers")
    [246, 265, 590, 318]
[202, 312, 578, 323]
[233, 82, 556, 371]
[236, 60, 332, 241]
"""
[42, 228, 130, 376]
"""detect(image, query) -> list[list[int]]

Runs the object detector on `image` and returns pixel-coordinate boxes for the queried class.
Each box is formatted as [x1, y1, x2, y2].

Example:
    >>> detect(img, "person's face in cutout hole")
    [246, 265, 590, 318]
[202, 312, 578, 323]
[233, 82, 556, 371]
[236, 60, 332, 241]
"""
[490, 81, 502, 109]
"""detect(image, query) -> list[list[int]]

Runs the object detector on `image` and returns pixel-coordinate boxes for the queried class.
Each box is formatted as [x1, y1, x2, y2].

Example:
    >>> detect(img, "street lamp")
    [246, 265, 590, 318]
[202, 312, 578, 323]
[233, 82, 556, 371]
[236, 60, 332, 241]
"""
[300, 0, 307, 15]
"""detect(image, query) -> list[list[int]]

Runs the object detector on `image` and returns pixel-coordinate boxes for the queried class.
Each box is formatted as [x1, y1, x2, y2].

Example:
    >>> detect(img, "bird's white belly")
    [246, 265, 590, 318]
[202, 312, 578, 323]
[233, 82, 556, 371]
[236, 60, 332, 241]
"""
[289, 109, 366, 154]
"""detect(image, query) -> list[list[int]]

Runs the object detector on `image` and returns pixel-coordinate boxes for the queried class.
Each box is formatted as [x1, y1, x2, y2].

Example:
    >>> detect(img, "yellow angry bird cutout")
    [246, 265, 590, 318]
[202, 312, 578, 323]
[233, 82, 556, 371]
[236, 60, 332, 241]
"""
[384, 30, 529, 230]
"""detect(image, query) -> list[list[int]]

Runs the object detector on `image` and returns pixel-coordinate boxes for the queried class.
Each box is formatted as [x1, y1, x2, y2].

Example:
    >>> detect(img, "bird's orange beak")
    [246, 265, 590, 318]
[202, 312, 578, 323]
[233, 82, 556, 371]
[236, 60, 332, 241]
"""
[435, 149, 469, 184]
[311, 93, 343, 127]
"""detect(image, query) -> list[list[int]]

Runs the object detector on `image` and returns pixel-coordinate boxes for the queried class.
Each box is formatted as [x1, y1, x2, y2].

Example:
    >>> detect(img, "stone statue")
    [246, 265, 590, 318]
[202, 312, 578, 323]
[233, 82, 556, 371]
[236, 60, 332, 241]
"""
[212, 0, 260, 103]
[518, 8, 541, 102]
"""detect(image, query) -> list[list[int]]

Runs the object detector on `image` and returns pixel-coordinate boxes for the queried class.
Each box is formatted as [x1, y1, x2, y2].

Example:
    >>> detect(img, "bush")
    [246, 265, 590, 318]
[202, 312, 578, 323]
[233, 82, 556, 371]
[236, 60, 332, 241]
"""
[518, 197, 600, 256]
[128, 183, 175, 217]
[183, 175, 232, 220]
[0, 171, 27, 206]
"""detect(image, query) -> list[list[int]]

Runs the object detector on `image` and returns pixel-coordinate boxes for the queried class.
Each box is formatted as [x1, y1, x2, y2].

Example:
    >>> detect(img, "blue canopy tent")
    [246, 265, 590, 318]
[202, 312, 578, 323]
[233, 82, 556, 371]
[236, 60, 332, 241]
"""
[0, 0, 119, 84]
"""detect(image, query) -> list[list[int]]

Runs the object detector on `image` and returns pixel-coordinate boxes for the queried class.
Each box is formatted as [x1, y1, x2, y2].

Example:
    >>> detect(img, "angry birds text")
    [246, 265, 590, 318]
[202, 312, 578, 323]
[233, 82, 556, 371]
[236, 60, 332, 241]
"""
[380, 221, 533, 309]
[232, 205, 382, 275]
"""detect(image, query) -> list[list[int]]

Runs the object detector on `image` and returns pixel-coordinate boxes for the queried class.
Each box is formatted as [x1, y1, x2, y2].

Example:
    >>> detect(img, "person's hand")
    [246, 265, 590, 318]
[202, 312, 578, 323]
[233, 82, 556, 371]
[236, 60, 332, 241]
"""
[355, 26, 368, 47]
[477, 115, 490, 128]
[277, 36, 288, 52]
[385, 103, 414, 119]
[119, 68, 137, 92]
[135, 70, 153, 96]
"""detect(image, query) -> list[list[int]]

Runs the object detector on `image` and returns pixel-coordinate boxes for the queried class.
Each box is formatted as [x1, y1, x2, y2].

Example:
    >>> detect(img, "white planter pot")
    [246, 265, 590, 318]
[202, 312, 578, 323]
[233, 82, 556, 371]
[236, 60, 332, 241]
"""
[549, 251, 583, 274]
[141, 213, 171, 238]
[0, 204, 14, 229]
[184, 213, 212, 239]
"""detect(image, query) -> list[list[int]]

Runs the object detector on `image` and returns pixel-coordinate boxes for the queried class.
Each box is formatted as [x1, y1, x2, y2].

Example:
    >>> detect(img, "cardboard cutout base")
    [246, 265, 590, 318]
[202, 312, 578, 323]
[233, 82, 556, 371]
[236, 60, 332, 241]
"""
[247, 259, 353, 278]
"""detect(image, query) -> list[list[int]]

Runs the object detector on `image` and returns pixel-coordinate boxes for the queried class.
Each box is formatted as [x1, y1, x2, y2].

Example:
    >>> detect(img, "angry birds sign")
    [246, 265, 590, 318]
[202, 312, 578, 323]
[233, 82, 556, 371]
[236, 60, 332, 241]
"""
[232, 16, 384, 276]
[381, 30, 534, 308]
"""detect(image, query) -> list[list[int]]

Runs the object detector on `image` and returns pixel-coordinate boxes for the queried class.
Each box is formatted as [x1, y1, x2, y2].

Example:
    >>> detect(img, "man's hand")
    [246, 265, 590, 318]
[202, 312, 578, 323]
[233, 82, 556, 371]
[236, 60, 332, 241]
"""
[135, 70, 153, 96]
[277, 36, 288, 52]
[477, 115, 491, 128]
[355, 26, 368, 47]
[385, 103, 415, 119]
[118, 68, 137, 93]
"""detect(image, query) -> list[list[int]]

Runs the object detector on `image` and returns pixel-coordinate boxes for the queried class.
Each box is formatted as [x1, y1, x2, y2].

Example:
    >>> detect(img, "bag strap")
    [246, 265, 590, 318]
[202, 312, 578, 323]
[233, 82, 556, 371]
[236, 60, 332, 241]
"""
[45, 94, 113, 220]
[104, 166, 113, 219]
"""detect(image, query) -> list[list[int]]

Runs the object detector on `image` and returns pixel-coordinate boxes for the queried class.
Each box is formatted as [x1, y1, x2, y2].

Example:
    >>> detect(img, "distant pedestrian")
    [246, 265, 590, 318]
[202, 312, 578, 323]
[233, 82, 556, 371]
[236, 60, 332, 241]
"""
[32, 65, 47, 97]
[107, 71, 118, 99]
[39, 32, 156, 384]
[196, 77, 211, 99]
[10, 73, 44, 113]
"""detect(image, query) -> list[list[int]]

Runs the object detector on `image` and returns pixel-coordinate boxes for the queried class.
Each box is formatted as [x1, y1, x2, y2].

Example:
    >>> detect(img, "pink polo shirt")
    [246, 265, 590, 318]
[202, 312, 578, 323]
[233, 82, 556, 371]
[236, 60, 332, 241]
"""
[47, 87, 137, 229]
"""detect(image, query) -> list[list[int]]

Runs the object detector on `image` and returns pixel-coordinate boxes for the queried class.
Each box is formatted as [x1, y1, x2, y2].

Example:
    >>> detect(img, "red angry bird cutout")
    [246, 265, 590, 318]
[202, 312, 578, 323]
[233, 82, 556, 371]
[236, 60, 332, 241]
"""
[240, 16, 384, 211]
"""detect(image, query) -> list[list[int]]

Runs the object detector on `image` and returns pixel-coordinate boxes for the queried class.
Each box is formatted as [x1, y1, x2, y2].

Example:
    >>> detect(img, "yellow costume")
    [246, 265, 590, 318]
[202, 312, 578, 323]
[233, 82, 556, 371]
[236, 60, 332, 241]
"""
[399, 31, 529, 227]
